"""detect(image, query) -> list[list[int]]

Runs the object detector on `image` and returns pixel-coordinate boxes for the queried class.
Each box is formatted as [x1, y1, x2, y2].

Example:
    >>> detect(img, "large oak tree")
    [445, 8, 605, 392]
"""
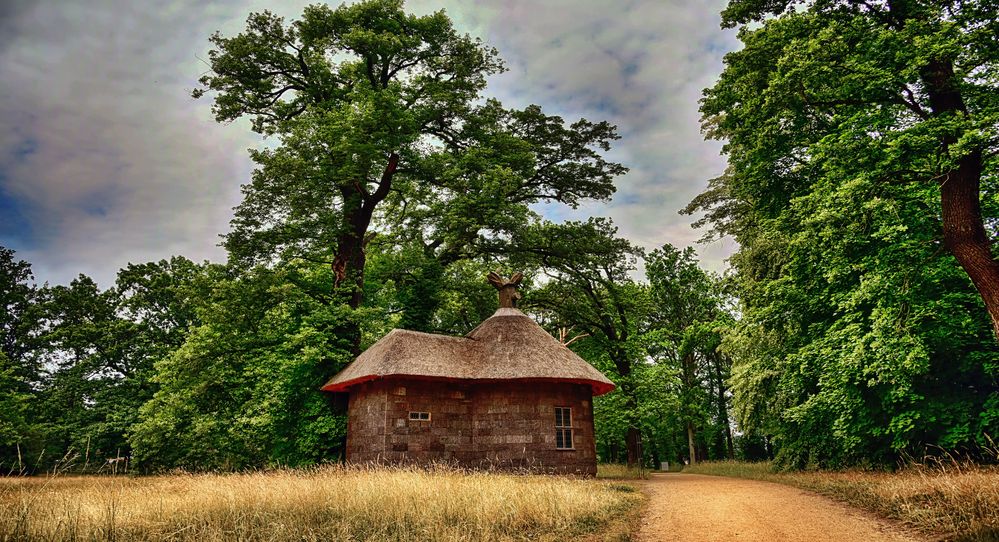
[195, 1, 624, 360]
[515, 219, 650, 466]
[690, 0, 999, 466]
[694, 0, 999, 336]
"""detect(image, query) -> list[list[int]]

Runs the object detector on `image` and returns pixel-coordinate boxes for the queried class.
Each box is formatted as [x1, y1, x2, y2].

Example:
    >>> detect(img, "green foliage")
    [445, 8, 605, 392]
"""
[18, 0, 999, 476]
[0, 352, 29, 450]
[0, 246, 38, 385]
[364, 245, 500, 334]
[512, 219, 647, 464]
[130, 263, 355, 470]
[0, 248, 41, 470]
[691, 0, 999, 467]
[199, 1, 621, 290]
[0, 254, 219, 472]
[194, 1, 628, 396]
[519, 219, 647, 378]
[644, 245, 736, 463]
[125, 0, 630, 471]
[515, 223, 736, 467]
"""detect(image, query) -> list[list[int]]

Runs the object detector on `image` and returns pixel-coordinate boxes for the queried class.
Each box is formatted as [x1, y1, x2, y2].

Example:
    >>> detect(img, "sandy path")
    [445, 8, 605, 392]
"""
[636, 473, 922, 542]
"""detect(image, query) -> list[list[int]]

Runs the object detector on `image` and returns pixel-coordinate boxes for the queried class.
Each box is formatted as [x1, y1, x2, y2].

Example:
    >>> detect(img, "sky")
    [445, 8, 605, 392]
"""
[0, 0, 740, 287]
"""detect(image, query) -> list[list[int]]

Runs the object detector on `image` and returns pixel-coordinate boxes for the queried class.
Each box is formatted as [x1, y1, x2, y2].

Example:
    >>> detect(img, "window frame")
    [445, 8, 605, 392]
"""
[408, 411, 431, 421]
[554, 406, 574, 450]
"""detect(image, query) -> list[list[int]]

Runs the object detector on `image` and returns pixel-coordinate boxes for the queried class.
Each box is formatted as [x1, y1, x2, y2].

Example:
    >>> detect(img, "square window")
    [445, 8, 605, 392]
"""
[408, 411, 431, 421]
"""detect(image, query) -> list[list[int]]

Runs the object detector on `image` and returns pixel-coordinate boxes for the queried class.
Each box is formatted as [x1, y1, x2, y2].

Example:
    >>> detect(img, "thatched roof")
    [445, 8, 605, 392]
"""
[321, 308, 615, 395]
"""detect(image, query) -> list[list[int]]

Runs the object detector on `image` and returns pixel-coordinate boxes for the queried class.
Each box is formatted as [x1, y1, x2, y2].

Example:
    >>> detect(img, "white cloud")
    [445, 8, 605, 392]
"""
[0, 1, 268, 285]
[413, 0, 740, 266]
[0, 0, 739, 286]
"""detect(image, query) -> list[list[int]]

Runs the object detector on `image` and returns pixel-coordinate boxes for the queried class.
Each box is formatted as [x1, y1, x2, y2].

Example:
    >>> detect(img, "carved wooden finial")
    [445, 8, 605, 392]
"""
[487, 271, 523, 308]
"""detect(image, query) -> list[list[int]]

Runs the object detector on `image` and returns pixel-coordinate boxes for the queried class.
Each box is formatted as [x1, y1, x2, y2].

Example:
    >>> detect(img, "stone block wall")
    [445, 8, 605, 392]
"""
[344, 378, 597, 475]
[471, 381, 596, 475]
[344, 379, 387, 459]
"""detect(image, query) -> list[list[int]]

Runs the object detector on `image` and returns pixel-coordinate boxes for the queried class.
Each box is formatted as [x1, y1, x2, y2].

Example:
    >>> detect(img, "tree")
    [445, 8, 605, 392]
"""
[194, 0, 624, 361]
[516, 218, 650, 466]
[0, 247, 39, 385]
[689, 0, 999, 466]
[130, 262, 353, 470]
[363, 244, 500, 334]
[698, 0, 999, 336]
[645, 245, 734, 464]
[195, 0, 501, 355]
[2, 258, 216, 472]
[32, 276, 126, 465]
[0, 352, 30, 469]
[0, 248, 37, 469]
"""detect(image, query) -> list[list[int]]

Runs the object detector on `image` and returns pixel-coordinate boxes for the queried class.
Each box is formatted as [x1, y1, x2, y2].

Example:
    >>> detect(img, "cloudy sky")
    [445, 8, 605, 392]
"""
[0, 0, 739, 287]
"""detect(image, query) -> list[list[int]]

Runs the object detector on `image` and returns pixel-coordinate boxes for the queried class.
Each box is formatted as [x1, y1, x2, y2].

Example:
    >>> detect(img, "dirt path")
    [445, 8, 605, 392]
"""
[636, 473, 922, 542]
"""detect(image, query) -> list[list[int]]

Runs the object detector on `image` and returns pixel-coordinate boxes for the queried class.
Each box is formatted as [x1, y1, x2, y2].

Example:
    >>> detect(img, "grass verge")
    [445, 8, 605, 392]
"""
[0, 464, 643, 542]
[684, 460, 999, 541]
[596, 464, 650, 480]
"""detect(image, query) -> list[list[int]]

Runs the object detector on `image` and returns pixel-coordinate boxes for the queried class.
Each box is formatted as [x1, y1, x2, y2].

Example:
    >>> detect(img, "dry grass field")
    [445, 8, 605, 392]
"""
[685, 460, 999, 541]
[0, 465, 642, 542]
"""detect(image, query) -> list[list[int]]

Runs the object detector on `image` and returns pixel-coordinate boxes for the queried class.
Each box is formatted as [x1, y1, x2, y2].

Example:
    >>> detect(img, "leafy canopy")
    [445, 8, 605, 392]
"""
[690, 0, 999, 467]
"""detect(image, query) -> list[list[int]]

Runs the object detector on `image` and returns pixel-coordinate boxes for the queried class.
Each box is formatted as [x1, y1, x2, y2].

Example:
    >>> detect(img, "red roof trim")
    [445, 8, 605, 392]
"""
[320, 374, 616, 396]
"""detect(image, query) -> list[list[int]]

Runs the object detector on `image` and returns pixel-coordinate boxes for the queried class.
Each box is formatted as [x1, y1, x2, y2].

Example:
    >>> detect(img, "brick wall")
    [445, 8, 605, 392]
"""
[470, 381, 596, 475]
[345, 378, 597, 475]
[344, 379, 388, 459]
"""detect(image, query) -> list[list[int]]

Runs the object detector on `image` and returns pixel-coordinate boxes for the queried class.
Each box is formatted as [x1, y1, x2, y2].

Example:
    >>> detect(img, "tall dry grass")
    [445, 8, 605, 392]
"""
[685, 460, 999, 541]
[0, 465, 641, 542]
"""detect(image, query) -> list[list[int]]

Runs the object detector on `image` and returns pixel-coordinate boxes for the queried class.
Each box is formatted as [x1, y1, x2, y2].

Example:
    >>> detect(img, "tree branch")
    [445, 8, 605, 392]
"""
[367, 153, 400, 205]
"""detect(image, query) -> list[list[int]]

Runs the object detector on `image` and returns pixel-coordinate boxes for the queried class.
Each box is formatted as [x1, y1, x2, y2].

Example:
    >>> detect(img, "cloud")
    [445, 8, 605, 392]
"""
[409, 0, 739, 271]
[0, 0, 738, 286]
[431, 0, 739, 267]
[0, 1, 273, 285]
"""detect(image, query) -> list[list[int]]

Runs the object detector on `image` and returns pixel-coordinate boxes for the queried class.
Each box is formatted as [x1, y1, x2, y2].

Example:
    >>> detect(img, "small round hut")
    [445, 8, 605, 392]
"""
[321, 273, 615, 475]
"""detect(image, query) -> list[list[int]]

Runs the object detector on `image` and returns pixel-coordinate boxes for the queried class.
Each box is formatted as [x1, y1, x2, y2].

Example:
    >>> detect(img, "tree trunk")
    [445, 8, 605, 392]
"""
[686, 422, 697, 465]
[680, 351, 699, 464]
[326, 213, 369, 367]
[626, 426, 642, 468]
[880, 0, 999, 341]
[612, 348, 642, 467]
[331, 153, 399, 301]
[322, 153, 399, 375]
[648, 438, 661, 470]
[713, 352, 735, 459]
[331, 227, 367, 311]
[938, 149, 999, 338]
[621, 382, 642, 467]
[725, 419, 735, 460]
[916, 59, 999, 338]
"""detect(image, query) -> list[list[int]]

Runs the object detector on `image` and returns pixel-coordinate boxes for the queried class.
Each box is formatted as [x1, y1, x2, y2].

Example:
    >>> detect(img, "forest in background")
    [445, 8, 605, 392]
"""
[1, 0, 997, 473]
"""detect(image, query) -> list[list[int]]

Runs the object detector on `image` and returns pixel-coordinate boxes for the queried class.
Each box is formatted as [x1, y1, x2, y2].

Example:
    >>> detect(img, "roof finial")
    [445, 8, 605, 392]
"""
[487, 271, 523, 308]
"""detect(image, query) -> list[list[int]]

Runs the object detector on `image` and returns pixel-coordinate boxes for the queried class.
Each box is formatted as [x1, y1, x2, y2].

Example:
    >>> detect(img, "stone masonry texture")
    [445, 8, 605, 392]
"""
[345, 378, 597, 475]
